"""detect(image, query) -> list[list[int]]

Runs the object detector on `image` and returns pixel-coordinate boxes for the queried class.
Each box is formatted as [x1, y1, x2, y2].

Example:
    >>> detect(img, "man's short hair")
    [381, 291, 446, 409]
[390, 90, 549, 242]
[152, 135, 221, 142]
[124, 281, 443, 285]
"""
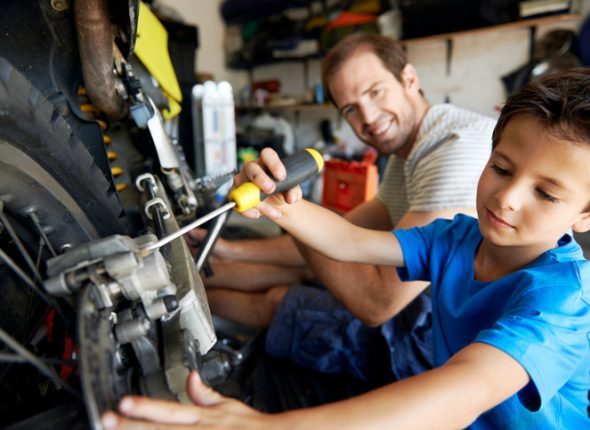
[492, 68, 590, 149]
[321, 32, 408, 105]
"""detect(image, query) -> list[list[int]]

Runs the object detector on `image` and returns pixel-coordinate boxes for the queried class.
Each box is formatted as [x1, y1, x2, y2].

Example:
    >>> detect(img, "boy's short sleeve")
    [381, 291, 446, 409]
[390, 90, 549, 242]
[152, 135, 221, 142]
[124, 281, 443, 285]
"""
[393, 217, 462, 284]
[475, 262, 590, 412]
[393, 222, 435, 283]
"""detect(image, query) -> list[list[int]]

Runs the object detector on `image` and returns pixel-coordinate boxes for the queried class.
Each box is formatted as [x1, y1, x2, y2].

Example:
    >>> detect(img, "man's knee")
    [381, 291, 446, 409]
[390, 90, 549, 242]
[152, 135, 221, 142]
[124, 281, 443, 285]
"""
[261, 285, 289, 322]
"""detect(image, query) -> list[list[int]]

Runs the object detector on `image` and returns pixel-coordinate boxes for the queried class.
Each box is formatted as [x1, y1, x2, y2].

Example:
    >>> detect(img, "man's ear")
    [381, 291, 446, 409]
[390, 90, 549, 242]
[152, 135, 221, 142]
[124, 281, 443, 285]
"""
[401, 64, 420, 93]
[572, 210, 590, 233]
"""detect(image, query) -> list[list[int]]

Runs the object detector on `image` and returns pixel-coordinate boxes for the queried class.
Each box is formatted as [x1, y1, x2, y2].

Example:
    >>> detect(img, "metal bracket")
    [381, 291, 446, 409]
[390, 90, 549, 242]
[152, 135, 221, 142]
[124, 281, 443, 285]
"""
[144, 197, 171, 220]
[135, 173, 158, 192]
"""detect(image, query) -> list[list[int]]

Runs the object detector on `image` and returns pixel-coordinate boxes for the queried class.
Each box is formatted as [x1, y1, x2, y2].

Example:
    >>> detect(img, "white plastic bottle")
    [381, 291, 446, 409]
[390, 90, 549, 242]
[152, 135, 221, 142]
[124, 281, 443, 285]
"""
[217, 81, 237, 195]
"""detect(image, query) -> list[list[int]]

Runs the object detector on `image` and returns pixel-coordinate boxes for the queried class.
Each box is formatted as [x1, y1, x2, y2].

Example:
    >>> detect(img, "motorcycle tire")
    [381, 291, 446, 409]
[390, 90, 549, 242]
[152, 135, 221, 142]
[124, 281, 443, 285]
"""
[0, 56, 128, 428]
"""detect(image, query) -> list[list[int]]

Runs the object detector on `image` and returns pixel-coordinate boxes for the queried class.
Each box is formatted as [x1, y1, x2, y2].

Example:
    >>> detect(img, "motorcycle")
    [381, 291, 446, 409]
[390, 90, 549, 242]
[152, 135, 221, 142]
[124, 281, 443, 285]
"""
[0, 1, 235, 427]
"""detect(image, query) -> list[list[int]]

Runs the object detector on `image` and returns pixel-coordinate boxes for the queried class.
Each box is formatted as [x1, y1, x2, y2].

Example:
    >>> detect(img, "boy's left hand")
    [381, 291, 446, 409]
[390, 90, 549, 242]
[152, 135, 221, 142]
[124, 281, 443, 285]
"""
[101, 371, 278, 429]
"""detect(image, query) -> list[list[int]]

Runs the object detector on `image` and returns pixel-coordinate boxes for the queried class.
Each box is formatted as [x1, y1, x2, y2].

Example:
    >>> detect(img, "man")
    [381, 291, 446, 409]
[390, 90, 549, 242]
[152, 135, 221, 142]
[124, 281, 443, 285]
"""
[192, 32, 496, 381]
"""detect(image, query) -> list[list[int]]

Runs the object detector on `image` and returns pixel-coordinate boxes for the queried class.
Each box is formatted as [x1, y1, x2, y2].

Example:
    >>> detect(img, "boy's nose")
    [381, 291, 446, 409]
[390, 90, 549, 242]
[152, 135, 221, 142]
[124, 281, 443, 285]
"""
[494, 182, 523, 211]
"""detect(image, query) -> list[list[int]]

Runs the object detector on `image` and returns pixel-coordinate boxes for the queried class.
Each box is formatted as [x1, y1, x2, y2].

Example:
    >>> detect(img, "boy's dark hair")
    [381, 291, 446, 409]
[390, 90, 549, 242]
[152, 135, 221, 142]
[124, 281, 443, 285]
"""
[492, 68, 590, 149]
[321, 33, 408, 105]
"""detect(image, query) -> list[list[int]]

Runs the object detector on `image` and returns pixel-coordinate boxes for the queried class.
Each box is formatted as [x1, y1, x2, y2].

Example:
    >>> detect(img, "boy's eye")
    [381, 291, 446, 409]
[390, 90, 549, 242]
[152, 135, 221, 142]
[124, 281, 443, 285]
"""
[536, 188, 558, 203]
[491, 164, 510, 176]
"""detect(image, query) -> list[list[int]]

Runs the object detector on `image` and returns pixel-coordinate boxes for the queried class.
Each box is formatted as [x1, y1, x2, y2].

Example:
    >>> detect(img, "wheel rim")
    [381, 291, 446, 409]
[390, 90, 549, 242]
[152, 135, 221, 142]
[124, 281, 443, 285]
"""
[0, 137, 129, 427]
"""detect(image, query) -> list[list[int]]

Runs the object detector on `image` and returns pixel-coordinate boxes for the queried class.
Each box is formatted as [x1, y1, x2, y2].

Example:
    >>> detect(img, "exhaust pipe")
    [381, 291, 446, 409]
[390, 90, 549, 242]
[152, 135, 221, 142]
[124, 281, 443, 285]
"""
[74, 0, 128, 120]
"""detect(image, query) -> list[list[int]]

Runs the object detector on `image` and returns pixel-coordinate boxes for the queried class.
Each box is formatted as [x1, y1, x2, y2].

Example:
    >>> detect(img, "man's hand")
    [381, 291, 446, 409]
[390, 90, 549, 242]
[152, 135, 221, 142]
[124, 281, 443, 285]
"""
[101, 372, 280, 430]
[234, 148, 302, 220]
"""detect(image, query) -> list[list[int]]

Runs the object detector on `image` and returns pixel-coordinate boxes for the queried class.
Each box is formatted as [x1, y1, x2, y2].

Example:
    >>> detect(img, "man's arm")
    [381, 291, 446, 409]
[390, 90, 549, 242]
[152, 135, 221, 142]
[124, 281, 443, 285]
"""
[105, 343, 530, 430]
[188, 229, 306, 267]
[344, 197, 394, 230]
[296, 197, 476, 326]
[202, 260, 312, 291]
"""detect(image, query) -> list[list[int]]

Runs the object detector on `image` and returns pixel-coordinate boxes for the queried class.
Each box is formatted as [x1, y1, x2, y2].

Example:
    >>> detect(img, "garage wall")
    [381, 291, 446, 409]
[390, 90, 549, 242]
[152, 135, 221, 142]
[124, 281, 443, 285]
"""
[157, 0, 589, 144]
[156, 0, 248, 89]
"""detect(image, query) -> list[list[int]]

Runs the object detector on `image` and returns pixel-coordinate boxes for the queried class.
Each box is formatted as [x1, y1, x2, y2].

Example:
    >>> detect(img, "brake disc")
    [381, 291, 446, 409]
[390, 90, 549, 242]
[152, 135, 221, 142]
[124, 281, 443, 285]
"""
[78, 286, 131, 430]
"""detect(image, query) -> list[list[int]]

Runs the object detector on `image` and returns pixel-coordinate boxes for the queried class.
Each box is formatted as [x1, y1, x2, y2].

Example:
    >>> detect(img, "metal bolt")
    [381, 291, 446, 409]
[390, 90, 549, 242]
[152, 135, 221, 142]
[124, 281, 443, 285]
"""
[163, 295, 179, 312]
[50, 0, 70, 12]
[60, 243, 72, 253]
[115, 318, 151, 344]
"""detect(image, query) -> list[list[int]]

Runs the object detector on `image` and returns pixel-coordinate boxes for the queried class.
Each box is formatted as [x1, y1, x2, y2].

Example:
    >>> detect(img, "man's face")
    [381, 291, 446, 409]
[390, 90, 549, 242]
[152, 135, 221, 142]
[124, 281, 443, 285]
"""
[328, 50, 420, 157]
[476, 115, 590, 255]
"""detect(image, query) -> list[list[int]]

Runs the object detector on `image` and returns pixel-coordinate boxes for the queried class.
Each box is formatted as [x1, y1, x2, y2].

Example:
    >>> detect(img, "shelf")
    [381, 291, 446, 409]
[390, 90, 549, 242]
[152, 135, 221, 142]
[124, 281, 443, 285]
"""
[236, 103, 335, 112]
[400, 13, 580, 76]
[400, 13, 580, 46]
[227, 54, 322, 70]
[227, 13, 580, 71]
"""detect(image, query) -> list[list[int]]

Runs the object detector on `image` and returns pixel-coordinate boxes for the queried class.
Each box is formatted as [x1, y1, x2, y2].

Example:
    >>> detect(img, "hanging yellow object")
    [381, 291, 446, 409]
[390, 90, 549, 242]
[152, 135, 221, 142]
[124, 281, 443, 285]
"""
[111, 166, 124, 177]
[135, 1, 183, 119]
[349, 0, 381, 14]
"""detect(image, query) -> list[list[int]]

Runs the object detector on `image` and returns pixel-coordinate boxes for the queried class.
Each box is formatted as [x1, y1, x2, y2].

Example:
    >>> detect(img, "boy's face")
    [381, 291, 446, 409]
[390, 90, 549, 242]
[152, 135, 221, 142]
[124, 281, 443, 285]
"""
[477, 115, 590, 253]
[328, 50, 420, 158]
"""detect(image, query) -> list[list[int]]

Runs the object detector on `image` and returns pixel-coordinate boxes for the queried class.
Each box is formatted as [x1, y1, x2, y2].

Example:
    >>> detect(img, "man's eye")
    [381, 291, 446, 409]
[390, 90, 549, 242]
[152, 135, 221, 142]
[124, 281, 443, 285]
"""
[341, 106, 355, 117]
[370, 88, 382, 98]
[536, 188, 558, 203]
[491, 164, 509, 176]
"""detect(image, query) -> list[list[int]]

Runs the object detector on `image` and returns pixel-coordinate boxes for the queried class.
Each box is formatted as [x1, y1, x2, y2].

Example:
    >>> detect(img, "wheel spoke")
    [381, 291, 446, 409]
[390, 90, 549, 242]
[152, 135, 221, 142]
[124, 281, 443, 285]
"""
[0, 352, 76, 366]
[0, 243, 72, 331]
[29, 210, 57, 257]
[35, 237, 44, 269]
[0, 326, 81, 399]
[0, 203, 43, 283]
[0, 247, 44, 298]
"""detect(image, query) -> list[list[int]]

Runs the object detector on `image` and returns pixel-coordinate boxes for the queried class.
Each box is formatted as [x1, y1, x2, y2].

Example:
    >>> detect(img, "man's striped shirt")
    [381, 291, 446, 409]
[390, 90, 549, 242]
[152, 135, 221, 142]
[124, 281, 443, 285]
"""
[377, 104, 496, 226]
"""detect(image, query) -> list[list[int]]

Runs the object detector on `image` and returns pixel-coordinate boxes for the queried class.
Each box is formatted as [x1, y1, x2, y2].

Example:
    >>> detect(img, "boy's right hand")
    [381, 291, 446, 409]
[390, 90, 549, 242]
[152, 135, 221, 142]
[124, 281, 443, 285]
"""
[233, 147, 303, 220]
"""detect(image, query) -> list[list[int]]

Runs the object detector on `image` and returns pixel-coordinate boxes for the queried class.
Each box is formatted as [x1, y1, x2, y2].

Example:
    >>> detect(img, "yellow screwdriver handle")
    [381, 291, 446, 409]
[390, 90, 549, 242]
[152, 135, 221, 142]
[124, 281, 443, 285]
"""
[229, 148, 324, 213]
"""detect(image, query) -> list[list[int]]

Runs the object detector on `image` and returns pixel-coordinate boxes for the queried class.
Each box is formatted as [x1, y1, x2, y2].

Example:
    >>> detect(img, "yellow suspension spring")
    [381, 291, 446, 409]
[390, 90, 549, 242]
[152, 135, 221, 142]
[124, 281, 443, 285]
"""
[78, 88, 127, 191]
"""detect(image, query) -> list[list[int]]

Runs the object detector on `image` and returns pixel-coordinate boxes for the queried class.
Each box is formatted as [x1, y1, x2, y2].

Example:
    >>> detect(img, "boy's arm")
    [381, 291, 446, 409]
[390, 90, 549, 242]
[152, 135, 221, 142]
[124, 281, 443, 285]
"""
[271, 198, 405, 267]
[287, 342, 530, 430]
[107, 343, 530, 429]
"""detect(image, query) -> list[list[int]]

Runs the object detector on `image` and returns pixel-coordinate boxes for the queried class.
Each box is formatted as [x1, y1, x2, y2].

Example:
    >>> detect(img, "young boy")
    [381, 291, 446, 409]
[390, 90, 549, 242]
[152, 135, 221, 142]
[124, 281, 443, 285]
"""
[104, 69, 590, 429]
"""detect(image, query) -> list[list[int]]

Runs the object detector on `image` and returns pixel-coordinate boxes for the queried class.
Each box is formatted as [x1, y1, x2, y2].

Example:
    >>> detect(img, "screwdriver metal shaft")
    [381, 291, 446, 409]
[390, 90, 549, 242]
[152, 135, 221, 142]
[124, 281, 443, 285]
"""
[140, 201, 236, 253]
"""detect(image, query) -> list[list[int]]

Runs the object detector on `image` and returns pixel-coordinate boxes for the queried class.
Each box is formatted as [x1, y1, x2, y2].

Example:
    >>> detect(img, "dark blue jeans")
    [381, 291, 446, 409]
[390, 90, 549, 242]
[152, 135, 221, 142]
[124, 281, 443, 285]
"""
[265, 285, 433, 382]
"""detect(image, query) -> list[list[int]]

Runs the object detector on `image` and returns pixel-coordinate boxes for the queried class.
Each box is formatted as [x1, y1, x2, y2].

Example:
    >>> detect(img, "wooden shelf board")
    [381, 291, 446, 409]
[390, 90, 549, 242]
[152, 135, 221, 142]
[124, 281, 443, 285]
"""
[236, 103, 335, 112]
[401, 13, 580, 46]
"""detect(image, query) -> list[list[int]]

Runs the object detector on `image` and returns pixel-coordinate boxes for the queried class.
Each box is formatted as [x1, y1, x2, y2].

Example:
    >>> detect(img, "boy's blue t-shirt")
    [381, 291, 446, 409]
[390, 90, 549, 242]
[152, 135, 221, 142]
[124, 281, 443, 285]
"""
[394, 214, 590, 429]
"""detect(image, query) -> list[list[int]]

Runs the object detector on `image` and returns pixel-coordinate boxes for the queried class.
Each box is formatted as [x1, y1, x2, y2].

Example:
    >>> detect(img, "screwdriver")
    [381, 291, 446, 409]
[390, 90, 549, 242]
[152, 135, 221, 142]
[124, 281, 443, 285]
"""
[140, 148, 324, 253]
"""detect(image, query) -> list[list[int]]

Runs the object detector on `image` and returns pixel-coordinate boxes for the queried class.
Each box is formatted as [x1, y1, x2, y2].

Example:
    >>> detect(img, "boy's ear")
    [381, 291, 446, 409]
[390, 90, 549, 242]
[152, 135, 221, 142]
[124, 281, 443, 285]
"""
[572, 210, 590, 233]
